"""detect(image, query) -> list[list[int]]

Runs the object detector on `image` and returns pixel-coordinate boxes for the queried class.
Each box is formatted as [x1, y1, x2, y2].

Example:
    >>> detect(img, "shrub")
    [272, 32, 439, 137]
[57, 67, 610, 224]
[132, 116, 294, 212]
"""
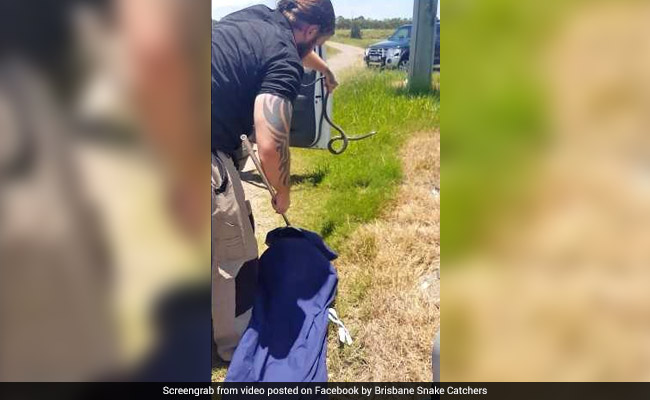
[350, 23, 363, 39]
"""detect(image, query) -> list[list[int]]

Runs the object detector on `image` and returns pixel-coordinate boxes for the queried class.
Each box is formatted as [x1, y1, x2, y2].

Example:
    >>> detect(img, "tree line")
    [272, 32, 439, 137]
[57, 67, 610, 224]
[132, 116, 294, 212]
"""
[335, 16, 412, 30]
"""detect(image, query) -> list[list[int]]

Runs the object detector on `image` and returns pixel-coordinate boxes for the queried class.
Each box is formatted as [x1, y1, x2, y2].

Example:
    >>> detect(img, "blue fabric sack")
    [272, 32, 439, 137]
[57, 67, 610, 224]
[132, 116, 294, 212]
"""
[225, 227, 338, 382]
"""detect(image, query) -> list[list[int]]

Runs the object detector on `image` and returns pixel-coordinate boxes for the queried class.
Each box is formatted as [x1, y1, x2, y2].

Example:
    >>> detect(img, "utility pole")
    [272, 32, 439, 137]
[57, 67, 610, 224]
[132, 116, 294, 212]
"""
[408, 0, 438, 92]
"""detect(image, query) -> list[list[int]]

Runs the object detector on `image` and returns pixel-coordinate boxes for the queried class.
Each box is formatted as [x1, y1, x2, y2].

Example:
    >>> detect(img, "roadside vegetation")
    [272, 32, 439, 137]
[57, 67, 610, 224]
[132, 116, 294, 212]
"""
[334, 16, 411, 31]
[330, 29, 395, 49]
[327, 129, 439, 381]
[290, 69, 439, 251]
[290, 69, 440, 381]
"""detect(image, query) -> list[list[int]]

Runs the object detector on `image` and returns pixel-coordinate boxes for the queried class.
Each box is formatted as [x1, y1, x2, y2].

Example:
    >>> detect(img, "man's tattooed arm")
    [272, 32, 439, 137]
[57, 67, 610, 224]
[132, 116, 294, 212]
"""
[254, 93, 292, 194]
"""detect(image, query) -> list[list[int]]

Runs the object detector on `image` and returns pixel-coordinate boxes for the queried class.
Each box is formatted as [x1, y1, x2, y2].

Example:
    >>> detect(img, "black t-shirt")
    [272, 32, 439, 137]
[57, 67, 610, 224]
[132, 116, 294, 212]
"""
[211, 6, 304, 156]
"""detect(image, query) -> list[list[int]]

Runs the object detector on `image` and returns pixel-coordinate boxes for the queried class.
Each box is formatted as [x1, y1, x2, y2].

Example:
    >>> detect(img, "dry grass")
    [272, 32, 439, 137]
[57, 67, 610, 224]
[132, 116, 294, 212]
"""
[327, 131, 440, 381]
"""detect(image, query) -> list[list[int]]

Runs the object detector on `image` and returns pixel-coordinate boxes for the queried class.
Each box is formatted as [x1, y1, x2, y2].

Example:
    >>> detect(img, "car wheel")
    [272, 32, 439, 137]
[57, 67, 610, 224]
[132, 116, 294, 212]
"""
[398, 58, 410, 71]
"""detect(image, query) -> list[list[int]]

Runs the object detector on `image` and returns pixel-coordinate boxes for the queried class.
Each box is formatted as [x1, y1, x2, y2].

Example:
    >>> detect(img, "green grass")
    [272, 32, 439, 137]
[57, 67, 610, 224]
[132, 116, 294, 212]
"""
[330, 29, 395, 49]
[288, 69, 439, 252]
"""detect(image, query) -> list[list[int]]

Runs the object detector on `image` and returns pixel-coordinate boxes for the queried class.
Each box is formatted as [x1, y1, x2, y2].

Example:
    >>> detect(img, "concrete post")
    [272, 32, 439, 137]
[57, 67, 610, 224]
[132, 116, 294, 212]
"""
[408, 0, 438, 92]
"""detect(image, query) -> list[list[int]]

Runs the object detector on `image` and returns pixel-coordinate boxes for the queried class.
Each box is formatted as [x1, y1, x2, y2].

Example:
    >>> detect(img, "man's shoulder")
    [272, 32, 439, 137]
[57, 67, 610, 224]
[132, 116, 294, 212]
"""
[213, 5, 288, 44]
[218, 5, 274, 25]
[214, 5, 298, 59]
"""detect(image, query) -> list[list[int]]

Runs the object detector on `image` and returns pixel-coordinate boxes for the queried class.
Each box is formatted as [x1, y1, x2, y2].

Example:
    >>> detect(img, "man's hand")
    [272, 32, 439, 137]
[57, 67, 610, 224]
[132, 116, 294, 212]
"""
[323, 68, 339, 93]
[272, 189, 291, 215]
[303, 51, 338, 92]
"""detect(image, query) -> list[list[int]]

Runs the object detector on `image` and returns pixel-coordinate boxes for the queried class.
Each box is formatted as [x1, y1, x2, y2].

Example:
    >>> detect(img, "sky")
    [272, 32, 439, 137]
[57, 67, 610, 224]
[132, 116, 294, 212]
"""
[212, 0, 440, 21]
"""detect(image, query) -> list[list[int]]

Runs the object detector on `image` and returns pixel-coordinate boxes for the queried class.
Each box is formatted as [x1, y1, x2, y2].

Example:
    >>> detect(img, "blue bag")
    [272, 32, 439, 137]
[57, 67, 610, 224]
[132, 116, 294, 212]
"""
[225, 227, 338, 382]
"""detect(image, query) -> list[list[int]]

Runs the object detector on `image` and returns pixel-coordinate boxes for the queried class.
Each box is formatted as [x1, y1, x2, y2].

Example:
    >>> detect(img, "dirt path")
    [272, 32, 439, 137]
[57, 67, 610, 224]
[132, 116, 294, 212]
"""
[241, 42, 366, 247]
[325, 41, 366, 73]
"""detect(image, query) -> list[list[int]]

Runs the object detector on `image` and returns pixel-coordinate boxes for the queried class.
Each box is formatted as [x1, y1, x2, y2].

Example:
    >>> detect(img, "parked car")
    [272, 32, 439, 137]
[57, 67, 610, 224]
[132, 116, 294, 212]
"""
[364, 21, 440, 70]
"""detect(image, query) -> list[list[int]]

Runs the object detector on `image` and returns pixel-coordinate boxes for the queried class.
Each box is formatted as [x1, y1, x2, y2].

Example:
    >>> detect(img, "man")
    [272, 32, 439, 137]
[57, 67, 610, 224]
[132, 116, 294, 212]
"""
[212, 0, 338, 361]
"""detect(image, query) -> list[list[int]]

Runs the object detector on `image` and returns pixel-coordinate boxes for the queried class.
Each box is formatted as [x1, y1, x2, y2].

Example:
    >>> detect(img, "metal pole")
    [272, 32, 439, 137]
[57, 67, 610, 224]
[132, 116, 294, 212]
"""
[240, 135, 291, 227]
[408, 0, 438, 92]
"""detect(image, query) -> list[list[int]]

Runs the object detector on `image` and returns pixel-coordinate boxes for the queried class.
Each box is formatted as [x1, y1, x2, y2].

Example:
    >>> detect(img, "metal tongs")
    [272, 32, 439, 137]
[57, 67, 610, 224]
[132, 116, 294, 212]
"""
[241, 135, 291, 227]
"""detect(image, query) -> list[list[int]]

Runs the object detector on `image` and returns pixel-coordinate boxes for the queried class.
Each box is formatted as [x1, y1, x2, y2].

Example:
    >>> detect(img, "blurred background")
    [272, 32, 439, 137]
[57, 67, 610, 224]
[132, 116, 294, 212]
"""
[0, 0, 210, 381]
[444, 0, 650, 381]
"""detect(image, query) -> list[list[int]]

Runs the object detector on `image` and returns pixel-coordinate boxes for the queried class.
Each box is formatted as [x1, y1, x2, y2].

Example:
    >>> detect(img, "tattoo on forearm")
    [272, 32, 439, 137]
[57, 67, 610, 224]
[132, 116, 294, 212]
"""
[262, 95, 292, 187]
